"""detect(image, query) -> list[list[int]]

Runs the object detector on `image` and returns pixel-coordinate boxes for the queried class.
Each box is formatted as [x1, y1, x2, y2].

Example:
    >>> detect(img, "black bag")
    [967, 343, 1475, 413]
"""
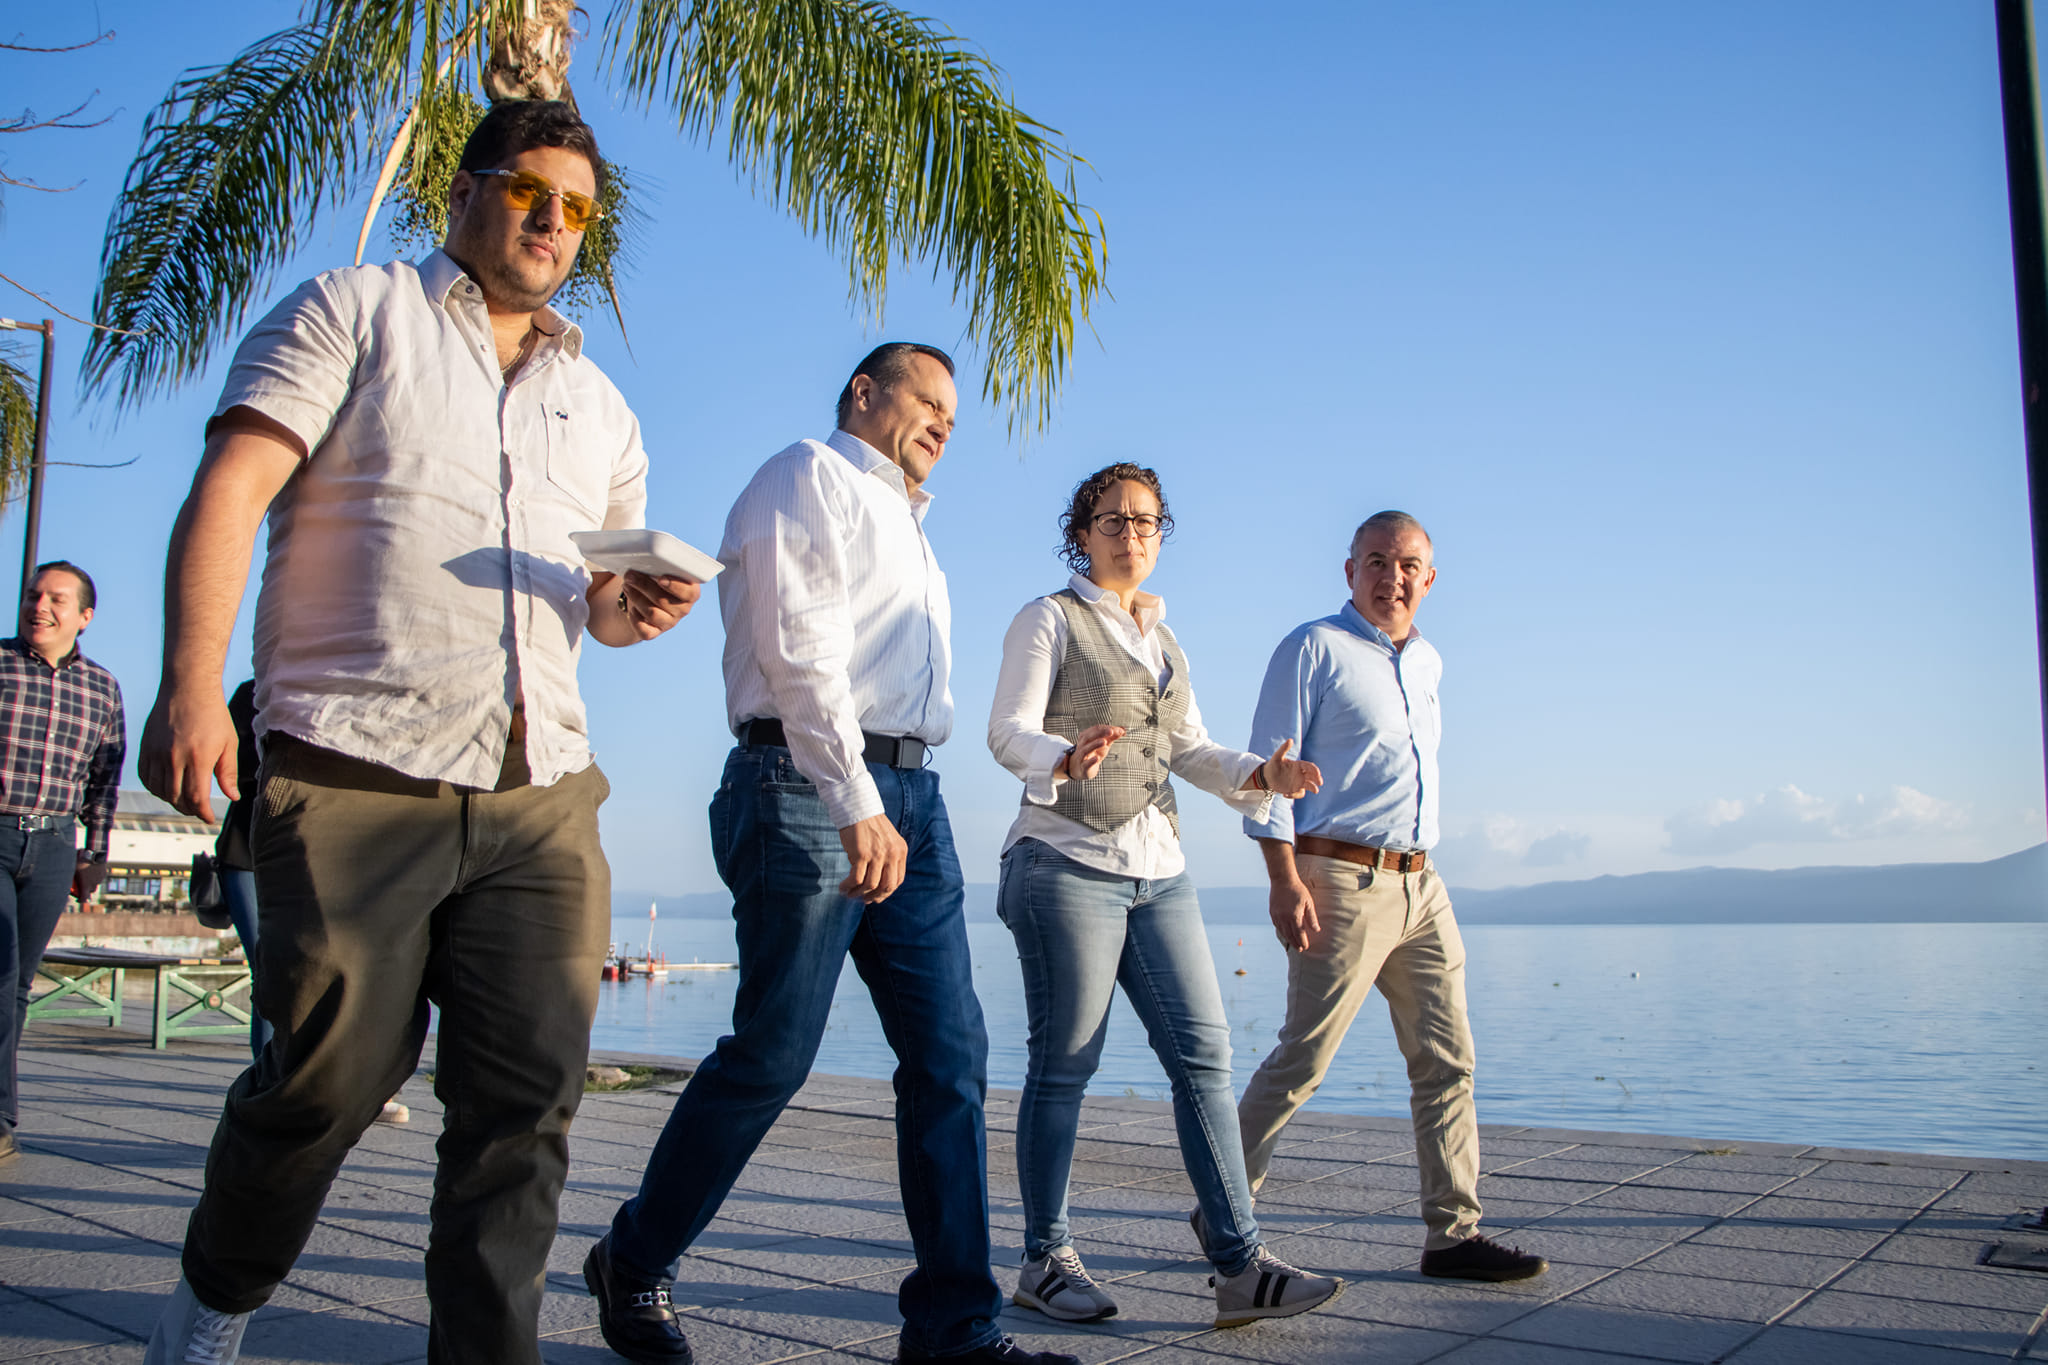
[189, 852, 232, 930]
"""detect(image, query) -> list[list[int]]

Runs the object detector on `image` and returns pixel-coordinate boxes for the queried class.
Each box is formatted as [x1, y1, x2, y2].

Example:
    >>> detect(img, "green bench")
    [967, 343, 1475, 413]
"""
[29, 947, 254, 1051]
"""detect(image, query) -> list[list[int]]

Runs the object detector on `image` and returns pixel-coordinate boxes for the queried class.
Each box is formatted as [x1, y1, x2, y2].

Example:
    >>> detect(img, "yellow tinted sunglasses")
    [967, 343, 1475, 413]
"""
[471, 168, 604, 230]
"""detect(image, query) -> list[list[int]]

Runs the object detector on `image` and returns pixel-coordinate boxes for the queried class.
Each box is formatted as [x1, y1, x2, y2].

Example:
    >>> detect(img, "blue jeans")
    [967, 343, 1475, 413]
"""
[220, 868, 274, 1062]
[1, 826, 77, 1132]
[610, 746, 1001, 1357]
[997, 838, 1260, 1276]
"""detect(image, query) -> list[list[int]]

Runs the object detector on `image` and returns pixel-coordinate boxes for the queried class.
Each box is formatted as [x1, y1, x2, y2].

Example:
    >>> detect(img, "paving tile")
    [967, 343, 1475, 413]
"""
[1473, 1174, 1614, 1205]
[1635, 1241, 1849, 1289]
[1866, 1232, 2011, 1270]
[1903, 1206, 2029, 1242]
[1522, 1206, 1720, 1241]
[1688, 1221, 1887, 1258]
[1495, 1158, 1668, 1185]
[1779, 1288, 2039, 1355]
[1770, 1176, 1945, 1208]
[1429, 1333, 1700, 1362]
[1167, 1313, 1467, 1364]
[1730, 1195, 1918, 1233]
[0, 1295, 128, 1356]
[1316, 1269, 1559, 1335]
[1803, 1161, 1965, 1189]
[1624, 1167, 1795, 1196]
[1667, 1154, 1821, 1177]
[1723, 1324, 2002, 1364]
[688, 1280, 908, 1351]
[1566, 1267, 1808, 1322]
[1957, 1169, 2048, 1196]
[1578, 1185, 1758, 1218]
[1493, 1300, 1756, 1362]
[539, 1319, 824, 1364]
[1495, 1227, 1670, 1270]
[1826, 1257, 2048, 1313]
[708, 1235, 919, 1288]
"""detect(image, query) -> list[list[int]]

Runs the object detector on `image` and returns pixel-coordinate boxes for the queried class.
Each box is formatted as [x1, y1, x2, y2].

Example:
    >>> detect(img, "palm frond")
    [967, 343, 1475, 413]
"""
[605, 0, 1107, 432]
[0, 341, 36, 504]
[81, 23, 404, 406]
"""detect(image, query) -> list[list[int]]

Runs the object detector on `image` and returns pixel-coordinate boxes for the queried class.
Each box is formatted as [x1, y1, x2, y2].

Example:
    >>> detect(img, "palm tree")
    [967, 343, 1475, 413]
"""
[83, 0, 1107, 431]
[0, 338, 32, 503]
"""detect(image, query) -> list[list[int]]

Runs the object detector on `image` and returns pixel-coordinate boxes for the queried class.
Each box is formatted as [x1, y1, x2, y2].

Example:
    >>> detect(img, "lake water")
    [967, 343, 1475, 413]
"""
[593, 917, 2046, 1161]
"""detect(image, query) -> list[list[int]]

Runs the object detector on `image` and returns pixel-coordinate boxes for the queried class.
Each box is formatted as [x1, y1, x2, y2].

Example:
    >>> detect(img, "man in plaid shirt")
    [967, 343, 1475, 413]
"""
[0, 560, 125, 1164]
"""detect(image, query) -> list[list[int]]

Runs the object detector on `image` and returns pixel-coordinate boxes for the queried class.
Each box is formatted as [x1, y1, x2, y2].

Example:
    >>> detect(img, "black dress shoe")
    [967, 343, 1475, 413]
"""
[583, 1234, 693, 1362]
[1419, 1233, 1548, 1282]
[896, 1336, 1081, 1365]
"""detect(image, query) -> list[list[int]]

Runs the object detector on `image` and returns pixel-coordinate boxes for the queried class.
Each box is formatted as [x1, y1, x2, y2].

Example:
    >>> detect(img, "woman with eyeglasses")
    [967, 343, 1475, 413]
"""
[986, 462, 1344, 1329]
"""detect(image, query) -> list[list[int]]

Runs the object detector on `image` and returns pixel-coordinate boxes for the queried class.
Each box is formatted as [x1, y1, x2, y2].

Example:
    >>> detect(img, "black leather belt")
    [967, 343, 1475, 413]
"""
[6, 813, 73, 832]
[741, 717, 927, 769]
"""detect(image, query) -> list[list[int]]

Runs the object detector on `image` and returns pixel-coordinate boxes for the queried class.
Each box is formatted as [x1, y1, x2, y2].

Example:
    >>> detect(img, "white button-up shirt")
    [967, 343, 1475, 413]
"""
[987, 574, 1269, 879]
[212, 250, 648, 789]
[718, 430, 953, 827]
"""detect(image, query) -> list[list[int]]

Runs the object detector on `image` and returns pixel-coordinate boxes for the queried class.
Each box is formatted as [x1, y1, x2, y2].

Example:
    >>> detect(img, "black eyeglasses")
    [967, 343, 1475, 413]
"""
[471, 169, 605, 230]
[1090, 512, 1167, 538]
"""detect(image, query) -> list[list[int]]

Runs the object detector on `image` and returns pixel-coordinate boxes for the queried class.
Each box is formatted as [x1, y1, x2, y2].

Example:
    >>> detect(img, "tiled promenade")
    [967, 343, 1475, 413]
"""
[3, 1021, 2045, 1364]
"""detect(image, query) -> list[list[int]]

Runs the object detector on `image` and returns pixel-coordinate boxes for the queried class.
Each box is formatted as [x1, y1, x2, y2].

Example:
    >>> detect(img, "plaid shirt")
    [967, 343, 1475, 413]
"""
[0, 636, 125, 859]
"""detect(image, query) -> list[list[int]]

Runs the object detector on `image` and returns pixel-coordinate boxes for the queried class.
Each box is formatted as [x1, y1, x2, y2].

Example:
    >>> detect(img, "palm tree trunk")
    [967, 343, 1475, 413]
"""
[484, 0, 577, 105]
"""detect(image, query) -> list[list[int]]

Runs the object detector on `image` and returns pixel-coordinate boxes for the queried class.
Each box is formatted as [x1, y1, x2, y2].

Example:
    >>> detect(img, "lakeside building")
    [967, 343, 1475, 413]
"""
[47, 790, 234, 957]
[72, 789, 219, 912]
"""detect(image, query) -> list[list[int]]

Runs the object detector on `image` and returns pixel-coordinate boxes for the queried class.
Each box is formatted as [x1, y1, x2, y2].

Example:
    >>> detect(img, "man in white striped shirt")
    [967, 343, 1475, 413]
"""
[587, 345, 1074, 1365]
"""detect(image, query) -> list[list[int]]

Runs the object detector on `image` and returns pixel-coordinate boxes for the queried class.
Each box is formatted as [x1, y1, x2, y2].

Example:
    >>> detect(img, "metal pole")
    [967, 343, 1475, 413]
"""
[8, 319, 55, 603]
[1996, 0, 2048, 819]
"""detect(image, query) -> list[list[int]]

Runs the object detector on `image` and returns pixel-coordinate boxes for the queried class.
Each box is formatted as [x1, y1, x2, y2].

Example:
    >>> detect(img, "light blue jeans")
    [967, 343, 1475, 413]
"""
[997, 838, 1259, 1276]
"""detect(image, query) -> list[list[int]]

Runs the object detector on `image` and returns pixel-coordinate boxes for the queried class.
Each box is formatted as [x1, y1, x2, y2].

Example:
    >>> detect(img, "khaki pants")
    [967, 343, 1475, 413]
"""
[1237, 856, 1481, 1250]
[181, 735, 612, 1365]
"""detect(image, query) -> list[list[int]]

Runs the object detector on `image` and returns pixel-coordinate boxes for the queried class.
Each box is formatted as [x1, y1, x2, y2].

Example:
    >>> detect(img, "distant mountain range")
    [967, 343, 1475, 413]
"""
[619, 844, 2047, 926]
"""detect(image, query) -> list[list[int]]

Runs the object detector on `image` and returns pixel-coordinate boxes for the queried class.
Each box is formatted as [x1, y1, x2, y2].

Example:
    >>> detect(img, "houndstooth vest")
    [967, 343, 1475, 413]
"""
[1036, 588, 1192, 837]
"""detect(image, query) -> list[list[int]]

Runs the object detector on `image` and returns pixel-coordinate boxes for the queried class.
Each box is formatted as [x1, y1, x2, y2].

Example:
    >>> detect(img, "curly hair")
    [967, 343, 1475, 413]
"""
[1057, 463, 1174, 573]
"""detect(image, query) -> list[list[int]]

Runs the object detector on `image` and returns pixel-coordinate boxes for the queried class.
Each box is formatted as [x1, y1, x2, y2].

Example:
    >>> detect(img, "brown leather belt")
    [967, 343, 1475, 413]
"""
[1296, 834, 1428, 874]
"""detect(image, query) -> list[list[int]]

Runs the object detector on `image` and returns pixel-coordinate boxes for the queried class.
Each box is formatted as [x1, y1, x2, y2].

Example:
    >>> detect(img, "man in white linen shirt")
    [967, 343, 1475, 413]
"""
[137, 102, 698, 1365]
[1236, 511, 1546, 1284]
[587, 344, 1075, 1365]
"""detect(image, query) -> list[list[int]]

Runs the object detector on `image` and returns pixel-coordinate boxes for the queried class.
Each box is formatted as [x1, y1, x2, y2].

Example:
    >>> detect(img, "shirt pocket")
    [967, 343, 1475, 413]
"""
[541, 402, 607, 522]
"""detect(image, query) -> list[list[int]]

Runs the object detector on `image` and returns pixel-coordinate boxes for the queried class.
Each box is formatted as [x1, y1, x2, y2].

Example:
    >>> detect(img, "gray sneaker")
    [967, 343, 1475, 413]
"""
[145, 1278, 250, 1365]
[1013, 1245, 1118, 1322]
[1211, 1247, 1343, 1328]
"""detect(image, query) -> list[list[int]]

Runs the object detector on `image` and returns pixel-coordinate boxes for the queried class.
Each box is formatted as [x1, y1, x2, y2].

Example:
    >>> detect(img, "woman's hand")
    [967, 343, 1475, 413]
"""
[1059, 724, 1126, 780]
[1250, 738, 1323, 799]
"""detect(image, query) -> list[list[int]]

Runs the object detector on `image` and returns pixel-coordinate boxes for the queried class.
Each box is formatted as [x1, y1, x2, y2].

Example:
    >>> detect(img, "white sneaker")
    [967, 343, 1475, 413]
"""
[1211, 1247, 1343, 1327]
[145, 1278, 251, 1364]
[1013, 1245, 1118, 1322]
[377, 1100, 409, 1124]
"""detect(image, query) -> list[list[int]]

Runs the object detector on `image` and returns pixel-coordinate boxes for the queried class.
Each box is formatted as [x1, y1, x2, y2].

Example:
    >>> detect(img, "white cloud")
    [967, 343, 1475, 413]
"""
[1521, 830, 1592, 867]
[1463, 816, 1591, 867]
[1664, 784, 1967, 856]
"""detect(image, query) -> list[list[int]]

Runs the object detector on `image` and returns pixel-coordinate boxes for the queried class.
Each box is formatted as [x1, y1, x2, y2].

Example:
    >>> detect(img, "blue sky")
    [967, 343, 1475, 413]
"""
[2, 1, 2041, 895]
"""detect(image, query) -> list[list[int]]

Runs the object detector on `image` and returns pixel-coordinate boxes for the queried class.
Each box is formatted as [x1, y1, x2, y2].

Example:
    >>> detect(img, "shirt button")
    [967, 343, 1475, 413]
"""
[1141, 747, 1153, 757]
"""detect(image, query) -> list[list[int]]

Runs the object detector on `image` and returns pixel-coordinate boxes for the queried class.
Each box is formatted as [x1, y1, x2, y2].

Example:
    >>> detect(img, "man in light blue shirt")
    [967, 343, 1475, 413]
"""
[1236, 511, 1547, 1283]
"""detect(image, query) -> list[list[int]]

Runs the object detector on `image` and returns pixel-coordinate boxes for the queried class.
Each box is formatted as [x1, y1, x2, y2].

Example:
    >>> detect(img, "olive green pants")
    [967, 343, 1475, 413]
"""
[1236, 856, 1482, 1250]
[181, 735, 611, 1365]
